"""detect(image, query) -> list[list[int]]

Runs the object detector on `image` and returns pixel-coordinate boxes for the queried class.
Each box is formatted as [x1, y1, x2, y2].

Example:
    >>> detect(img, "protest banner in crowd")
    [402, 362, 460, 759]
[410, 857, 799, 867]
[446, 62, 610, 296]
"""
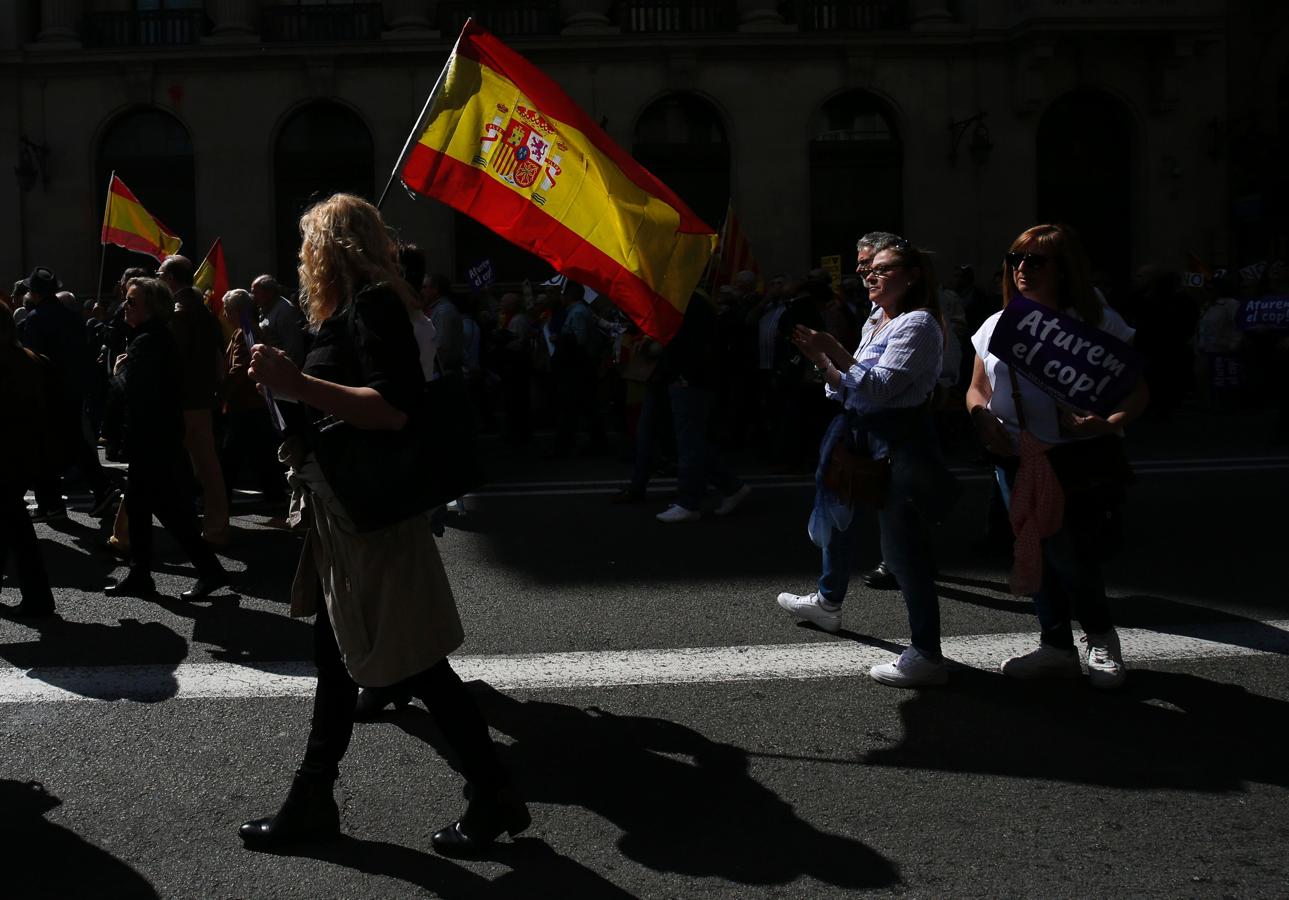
[987, 295, 1144, 417]
[1238, 295, 1289, 330]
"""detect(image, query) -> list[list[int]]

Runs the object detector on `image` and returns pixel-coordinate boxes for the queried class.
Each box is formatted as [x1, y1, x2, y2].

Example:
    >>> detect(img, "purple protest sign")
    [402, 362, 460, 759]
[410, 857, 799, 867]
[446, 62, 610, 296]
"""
[987, 296, 1143, 417]
[1237, 295, 1289, 331]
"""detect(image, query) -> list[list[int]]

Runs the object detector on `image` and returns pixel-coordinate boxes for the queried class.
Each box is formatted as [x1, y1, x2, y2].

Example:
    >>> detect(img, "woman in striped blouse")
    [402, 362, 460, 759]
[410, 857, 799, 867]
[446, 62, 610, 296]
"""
[777, 239, 956, 688]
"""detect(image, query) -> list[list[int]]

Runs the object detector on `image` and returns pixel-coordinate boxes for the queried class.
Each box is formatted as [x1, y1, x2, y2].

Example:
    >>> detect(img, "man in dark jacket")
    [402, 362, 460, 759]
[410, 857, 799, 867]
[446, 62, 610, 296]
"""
[17, 266, 116, 520]
[157, 254, 229, 543]
[654, 291, 749, 523]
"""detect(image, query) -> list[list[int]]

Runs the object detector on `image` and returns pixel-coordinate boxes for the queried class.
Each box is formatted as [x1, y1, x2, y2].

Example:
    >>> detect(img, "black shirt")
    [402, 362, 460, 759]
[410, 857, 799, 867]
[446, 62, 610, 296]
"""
[301, 283, 424, 424]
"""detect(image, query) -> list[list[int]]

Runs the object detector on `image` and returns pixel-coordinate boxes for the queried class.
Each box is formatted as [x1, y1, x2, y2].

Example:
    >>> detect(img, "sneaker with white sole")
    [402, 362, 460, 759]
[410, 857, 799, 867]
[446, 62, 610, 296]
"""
[1000, 644, 1081, 680]
[869, 647, 948, 688]
[656, 504, 701, 523]
[776, 591, 841, 633]
[713, 484, 751, 517]
[1083, 629, 1126, 689]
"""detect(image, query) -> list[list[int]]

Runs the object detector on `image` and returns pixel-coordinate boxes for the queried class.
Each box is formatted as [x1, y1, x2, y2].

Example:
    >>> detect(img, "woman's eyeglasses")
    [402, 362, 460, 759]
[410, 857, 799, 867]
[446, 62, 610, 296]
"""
[1005, 251, 1049, 270]
[867, 264, 907, 279]
[123, 298, 137, 308]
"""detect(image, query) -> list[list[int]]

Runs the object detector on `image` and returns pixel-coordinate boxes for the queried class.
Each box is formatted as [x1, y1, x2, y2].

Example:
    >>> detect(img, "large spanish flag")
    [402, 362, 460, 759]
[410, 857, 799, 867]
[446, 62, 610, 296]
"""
[396, 20, 715, 343]
[100, 173, 182, 262]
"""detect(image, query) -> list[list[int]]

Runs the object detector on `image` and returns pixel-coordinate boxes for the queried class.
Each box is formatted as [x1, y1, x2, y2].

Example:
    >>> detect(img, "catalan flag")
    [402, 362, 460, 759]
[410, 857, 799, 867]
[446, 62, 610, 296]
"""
[711, 202, 760, 290]
[100, 174, 182, 262]
[395, 20, 715, 343]
[193, 237, 230, 318]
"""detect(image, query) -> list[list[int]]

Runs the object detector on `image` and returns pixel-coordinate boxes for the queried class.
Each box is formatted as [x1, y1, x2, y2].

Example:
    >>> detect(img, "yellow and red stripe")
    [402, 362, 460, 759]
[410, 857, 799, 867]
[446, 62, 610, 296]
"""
[100, 174, 182, 262]
[399, 20, 715, 343]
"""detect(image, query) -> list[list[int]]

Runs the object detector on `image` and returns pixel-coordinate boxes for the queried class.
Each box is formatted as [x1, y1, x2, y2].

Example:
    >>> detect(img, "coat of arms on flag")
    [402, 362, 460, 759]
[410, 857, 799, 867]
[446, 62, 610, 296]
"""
[477, 103, 567, 201]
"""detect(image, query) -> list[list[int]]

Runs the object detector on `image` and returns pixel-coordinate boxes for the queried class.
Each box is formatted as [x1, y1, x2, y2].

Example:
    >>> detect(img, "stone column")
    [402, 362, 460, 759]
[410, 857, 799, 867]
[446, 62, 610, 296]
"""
[736, 0, 789, 31]
[382, 0, 438, 39]
[910, 0, 954, 28]
[36, 0, 81, 43]
[559, 0, 615, 35]
[207, 0, 256, 37]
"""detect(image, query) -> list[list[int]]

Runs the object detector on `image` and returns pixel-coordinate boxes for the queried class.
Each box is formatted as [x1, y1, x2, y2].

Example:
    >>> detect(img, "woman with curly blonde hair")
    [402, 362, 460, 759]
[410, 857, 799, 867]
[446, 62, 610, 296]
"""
[242, 193, 528, 856]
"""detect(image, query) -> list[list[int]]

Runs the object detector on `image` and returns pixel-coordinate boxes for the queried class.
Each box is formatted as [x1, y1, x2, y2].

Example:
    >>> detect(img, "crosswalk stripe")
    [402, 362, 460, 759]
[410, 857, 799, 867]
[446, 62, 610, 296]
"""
[2, 619, 1286, 704]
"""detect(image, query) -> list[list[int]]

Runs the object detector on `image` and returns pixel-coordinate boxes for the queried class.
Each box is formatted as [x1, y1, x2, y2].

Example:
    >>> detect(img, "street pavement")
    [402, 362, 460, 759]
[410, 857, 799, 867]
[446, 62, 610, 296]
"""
[2, 408, 1287, 898]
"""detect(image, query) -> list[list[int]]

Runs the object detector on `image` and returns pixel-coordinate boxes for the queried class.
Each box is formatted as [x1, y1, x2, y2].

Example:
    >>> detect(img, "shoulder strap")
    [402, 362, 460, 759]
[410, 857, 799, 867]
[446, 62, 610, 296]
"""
[1007, 364, 1029, 433]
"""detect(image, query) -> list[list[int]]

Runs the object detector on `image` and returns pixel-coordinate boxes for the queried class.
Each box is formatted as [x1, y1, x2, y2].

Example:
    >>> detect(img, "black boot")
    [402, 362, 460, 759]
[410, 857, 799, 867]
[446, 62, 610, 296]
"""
[353, 685, 413, 721]
[862, 561, 899, 591]
[431, 785, 530, 857]
[239, 773, 340, 848]
[104, 569, 157, 598]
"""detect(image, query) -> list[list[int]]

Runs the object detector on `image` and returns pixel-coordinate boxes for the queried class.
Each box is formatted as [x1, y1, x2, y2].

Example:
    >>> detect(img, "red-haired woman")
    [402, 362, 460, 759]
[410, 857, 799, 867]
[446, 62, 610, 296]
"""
[966, 224, 1148, 688]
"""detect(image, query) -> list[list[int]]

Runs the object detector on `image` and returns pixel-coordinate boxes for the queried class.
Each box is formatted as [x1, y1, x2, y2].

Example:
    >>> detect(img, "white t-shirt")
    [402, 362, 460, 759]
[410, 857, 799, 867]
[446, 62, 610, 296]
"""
[971, 303, 1136, 445]
[412, 313, 438, 381]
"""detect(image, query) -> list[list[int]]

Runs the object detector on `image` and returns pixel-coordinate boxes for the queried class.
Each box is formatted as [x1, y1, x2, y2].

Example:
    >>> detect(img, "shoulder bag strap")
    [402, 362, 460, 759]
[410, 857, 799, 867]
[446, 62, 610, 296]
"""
[1007, 364, 1029, 433]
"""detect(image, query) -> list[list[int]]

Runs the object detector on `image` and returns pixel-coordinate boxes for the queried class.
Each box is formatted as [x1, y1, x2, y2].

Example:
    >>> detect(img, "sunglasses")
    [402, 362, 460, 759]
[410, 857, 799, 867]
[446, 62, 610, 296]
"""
[1005, 251, 1049, 270]
[867, 264, 907, 279]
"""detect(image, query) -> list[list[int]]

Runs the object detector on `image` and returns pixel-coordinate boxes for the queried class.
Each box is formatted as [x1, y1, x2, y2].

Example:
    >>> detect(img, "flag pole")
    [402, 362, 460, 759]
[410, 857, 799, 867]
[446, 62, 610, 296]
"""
[96, 170, 114, 301]
[376, 20, 468, 211]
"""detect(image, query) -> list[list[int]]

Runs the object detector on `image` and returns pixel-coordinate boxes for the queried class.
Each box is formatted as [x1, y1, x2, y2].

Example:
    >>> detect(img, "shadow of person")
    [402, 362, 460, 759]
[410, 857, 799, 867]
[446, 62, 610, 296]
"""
[261, 834, 637, 899]
[0, 615, 186, 701]
[865, 667, 1289, 792]
[396, 683, 900, 890]
[150, 594, 313, 670]
[0, 779, 159, 899]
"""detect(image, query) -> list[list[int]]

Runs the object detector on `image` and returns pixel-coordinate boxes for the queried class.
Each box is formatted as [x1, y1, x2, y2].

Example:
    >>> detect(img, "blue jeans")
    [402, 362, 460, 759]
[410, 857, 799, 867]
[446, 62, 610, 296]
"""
[669, 384, 742, 510]
[817, 495, 942, 660]
[995, 468, 1112, 649]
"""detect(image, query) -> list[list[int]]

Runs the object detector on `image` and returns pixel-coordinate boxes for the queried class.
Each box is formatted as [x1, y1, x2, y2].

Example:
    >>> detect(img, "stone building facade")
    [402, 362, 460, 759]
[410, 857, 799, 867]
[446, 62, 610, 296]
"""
[0, 0, 1259, 298]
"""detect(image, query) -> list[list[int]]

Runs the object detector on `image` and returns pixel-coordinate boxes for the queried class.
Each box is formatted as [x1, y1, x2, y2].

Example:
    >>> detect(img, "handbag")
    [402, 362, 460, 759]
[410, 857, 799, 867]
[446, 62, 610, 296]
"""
[311, 289, 484, 533]
[821, 412, 891, 508]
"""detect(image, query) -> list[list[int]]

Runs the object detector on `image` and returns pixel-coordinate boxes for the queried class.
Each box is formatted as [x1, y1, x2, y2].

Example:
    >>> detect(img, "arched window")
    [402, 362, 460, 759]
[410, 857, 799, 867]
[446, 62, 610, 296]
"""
[1037, 89, 1135, 284]
[96, 107, 195, 292]
[274, 101, 374, 286]
[809, 92, 902, 265]
[632, 93, 730, 230]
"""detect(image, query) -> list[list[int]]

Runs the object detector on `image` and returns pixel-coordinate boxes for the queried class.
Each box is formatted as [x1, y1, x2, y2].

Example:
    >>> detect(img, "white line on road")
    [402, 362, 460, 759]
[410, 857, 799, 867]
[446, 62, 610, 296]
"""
[2, 619, 1285, 704]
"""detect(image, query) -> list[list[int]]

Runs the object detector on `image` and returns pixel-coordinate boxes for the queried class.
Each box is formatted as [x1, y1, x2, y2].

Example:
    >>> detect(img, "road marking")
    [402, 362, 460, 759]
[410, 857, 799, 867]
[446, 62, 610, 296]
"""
[2, 619, 1285, 704]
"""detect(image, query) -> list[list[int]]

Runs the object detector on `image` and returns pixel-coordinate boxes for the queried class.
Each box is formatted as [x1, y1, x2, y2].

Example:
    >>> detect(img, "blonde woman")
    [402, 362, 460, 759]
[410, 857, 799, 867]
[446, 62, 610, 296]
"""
[242, 194, 528, 856]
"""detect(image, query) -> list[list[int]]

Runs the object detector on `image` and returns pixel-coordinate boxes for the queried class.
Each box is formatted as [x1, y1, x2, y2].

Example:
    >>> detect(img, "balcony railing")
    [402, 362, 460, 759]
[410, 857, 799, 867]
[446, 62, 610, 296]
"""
[437, 2, 562, 36]
[617, 0, 736, 33]
[784, 0, 909, 30]
[82, 9, 207, 47]
[261, 3, 384, 42]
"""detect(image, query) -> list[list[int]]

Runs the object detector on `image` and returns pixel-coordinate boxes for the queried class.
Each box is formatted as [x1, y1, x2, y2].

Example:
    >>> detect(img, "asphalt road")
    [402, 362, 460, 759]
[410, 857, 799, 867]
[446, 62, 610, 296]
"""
[2, 409, 1287, 898]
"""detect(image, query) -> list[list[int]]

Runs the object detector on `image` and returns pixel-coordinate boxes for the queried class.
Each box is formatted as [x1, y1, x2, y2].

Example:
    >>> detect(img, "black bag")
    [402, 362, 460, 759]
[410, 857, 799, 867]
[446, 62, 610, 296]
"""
[311, 292, 483, 533]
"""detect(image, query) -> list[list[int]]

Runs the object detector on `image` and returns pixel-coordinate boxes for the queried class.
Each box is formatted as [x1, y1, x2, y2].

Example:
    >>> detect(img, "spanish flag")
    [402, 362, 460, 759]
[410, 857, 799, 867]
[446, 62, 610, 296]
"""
[100, 173, 182, 262]
[193, 237, 230, 318]
[396, 20, 715, 343]
[711, 202, 760, 290]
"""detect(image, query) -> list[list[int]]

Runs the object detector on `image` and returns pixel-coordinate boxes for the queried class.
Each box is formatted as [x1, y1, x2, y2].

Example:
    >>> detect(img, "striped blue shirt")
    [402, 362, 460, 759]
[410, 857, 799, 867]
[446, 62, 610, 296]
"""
[825, 308, 943, 413]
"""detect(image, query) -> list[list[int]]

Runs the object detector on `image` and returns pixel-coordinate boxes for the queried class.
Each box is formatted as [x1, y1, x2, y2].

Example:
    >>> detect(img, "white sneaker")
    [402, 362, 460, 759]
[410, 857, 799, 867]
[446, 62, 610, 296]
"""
[869, 647, 948, 688]
[776, 591, 841, 633]
[1000, 644, 1081, 680]
[1083, 629, 1126, 689]
[656, 504, 701, 523]
[713, 484, 751, 517]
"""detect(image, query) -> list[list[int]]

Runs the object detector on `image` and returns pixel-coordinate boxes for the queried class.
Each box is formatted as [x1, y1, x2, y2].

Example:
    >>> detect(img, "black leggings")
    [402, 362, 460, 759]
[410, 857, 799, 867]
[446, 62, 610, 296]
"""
[300, 600, 504, 790]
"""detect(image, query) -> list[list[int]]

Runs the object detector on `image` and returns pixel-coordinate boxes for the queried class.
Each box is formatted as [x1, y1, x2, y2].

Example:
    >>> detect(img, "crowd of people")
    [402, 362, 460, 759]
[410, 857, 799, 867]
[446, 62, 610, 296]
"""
[1, 195, 1284, 852]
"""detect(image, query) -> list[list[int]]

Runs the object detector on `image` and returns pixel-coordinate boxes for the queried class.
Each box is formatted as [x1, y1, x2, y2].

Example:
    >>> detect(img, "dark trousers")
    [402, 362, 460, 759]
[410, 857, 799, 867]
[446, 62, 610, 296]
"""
[0, 485, 54, 607]
[33, 405, 110, 510]
[219, 409, 285, 500]
[125, 453, 222, 579]
[301, 601, 505, 790]
[553, 349, 605, 451]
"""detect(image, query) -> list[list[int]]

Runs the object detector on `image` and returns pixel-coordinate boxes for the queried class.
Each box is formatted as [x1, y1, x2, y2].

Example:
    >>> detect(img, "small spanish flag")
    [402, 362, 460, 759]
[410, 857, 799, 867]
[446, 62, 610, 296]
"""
[711, 202, 760, 290]
[396, 20, 716, 343]
[100, 173, 182, 262]
[193, 237, 230, 318]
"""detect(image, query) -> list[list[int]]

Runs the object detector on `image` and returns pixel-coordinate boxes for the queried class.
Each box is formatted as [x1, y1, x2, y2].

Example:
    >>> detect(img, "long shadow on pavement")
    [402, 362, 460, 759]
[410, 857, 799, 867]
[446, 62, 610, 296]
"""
[391, 684, 900, 891]
[866, 666, 1289, 791]
[0, 779, 160, 898]
[259, 835, 638, 898]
